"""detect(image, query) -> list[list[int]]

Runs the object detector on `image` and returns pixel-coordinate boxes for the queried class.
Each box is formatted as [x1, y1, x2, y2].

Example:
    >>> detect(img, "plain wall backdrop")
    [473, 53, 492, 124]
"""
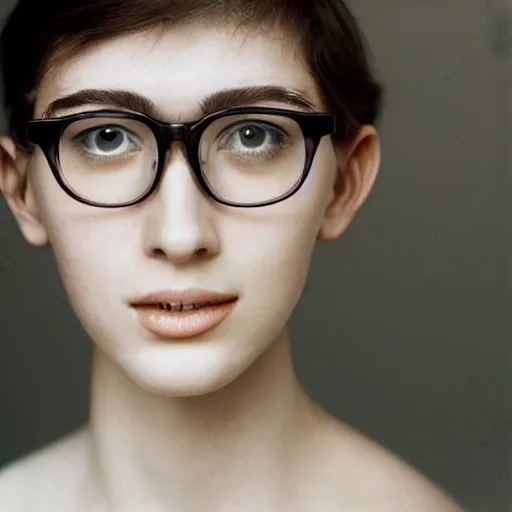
[0, 1, 509, 511]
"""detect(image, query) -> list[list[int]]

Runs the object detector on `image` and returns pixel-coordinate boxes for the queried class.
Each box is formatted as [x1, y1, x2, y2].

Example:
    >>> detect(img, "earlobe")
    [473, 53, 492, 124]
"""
[0, 136, 49, 247]
[318, 126, 380, 242]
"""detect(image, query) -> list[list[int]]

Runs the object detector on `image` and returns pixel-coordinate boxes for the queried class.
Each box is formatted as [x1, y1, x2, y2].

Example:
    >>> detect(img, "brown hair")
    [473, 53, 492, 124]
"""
[0, 0, 383, 147]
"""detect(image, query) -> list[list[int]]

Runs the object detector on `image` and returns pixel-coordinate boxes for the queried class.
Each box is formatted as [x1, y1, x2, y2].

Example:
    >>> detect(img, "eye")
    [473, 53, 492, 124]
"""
[73, 125, 138, 156]
[218, 121, 287, 155]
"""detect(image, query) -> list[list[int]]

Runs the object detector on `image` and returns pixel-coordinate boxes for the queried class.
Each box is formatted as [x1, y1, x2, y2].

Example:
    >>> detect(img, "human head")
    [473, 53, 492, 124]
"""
[0, 0, 383, 396]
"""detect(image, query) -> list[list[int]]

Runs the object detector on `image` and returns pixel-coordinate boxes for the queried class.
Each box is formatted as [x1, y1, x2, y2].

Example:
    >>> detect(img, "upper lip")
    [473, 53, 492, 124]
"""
[130, 288, 238, 307]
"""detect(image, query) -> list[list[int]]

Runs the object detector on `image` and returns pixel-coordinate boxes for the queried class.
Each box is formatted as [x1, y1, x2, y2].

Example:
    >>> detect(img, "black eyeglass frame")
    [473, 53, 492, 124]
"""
[26, 106, 337, 208]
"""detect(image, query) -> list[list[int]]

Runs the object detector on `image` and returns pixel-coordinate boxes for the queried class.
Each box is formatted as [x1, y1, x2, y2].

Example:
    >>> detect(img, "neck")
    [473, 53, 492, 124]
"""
[88, 330, 319, 512]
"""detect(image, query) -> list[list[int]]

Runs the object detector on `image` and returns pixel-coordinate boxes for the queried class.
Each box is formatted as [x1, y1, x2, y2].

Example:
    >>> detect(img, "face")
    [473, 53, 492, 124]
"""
[0, 24, 379, 396]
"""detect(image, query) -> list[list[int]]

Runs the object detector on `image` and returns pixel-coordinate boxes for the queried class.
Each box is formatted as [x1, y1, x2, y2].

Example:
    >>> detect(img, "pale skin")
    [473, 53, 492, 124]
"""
[0, 23, 464, 512]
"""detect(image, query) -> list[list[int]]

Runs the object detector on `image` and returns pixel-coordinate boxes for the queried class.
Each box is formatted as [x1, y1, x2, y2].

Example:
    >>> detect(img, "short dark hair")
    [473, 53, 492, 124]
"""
[0, 0, 383, 148]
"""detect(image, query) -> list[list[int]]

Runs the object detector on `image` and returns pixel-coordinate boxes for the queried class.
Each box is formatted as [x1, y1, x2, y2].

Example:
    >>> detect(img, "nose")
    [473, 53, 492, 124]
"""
[142, 145, 220, 265]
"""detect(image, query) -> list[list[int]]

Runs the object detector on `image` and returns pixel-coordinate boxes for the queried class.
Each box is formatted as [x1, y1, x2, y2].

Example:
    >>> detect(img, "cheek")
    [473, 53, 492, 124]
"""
[241, 230, 314, 336]
[30, 167, 136, 312]
[238, 220, 316, 285]
[47, 221, 134, 317]
[227, 158, 334, 312]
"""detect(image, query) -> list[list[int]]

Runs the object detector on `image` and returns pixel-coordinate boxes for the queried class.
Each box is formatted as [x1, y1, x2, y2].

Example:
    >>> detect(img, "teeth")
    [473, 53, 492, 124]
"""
[156, 302, 204, 311]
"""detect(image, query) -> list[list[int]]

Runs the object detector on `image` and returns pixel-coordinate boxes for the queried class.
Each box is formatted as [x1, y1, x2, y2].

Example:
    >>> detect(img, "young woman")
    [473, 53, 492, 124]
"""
[0, 0, 464, 510]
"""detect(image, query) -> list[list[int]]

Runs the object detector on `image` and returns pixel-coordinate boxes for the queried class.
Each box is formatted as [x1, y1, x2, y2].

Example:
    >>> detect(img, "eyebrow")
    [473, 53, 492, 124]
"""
[41, 86, 316, 120]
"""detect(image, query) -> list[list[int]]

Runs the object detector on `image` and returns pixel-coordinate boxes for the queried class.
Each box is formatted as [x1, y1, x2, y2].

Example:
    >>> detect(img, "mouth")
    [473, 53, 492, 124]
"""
[130, 289, 238, 340]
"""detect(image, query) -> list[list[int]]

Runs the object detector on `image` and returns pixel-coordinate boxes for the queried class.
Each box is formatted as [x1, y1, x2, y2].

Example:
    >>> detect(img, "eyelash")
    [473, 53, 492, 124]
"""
[216, 122, 289, 157]
[71, 125, 141, 162]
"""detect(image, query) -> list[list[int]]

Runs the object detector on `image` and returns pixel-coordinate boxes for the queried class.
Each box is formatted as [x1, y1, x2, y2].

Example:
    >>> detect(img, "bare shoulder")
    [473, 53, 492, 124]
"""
[0, 427, 96, 512]
[305, 409, 465, 512]
[343, 431, 464, 512]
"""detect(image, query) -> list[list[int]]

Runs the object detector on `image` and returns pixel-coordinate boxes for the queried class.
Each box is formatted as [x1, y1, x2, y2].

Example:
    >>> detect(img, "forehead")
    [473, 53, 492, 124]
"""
[35, 25, 323, 120]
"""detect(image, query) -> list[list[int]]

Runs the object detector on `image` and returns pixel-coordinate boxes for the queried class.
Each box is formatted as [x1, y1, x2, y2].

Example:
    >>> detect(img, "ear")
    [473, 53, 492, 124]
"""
[0, 136, 49, 246]
[318, 125, 380, 242]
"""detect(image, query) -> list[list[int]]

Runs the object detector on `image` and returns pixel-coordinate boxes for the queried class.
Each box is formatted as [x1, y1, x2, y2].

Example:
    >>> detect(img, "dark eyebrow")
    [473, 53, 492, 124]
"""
[41, 86, 316, 120]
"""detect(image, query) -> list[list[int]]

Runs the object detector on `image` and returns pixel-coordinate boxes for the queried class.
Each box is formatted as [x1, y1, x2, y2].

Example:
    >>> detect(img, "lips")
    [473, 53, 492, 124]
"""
[132, 289, 237, 310]
[130, 289, 238, 340]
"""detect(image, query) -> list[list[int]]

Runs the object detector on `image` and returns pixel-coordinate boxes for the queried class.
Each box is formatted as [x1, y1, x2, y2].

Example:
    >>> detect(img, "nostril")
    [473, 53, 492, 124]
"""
[196, 248, 209, 258]
[151, 248, 167, 259]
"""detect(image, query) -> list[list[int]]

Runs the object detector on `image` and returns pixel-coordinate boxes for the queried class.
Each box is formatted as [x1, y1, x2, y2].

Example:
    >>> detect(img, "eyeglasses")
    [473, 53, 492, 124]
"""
[26, 106, 337, 208]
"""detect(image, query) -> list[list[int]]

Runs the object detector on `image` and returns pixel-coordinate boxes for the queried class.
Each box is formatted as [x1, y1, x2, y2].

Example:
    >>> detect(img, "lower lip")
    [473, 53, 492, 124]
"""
[133, 301, 237, 340]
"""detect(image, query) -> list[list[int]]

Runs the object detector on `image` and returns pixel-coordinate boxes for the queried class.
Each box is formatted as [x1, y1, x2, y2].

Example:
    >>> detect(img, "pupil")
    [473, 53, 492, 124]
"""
[240, 126, 266, 148]
[96, 128, 122, 151]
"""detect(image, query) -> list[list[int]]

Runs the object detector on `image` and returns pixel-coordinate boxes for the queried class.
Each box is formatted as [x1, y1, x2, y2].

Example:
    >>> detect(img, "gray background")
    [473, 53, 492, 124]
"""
[0, 1, 509, 511]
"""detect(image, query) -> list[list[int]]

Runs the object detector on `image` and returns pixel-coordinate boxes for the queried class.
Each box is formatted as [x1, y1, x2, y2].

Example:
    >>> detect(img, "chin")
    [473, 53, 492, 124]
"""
[115, 343, 258, 398]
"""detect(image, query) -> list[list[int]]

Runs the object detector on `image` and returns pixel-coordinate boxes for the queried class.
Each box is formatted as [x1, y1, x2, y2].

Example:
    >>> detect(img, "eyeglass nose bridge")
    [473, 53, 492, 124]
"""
[158, 122, 200, 164]
[159, 122, 190, 145]
[155, 121, 206, 192]
[155, 121, 193, 164]
[168, 123, 187, 139]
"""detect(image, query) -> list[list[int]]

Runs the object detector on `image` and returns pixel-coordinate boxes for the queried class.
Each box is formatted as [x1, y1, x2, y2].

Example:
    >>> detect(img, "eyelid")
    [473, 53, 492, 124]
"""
[217, 119, 288, 139]
[71, 124, 140, 141]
